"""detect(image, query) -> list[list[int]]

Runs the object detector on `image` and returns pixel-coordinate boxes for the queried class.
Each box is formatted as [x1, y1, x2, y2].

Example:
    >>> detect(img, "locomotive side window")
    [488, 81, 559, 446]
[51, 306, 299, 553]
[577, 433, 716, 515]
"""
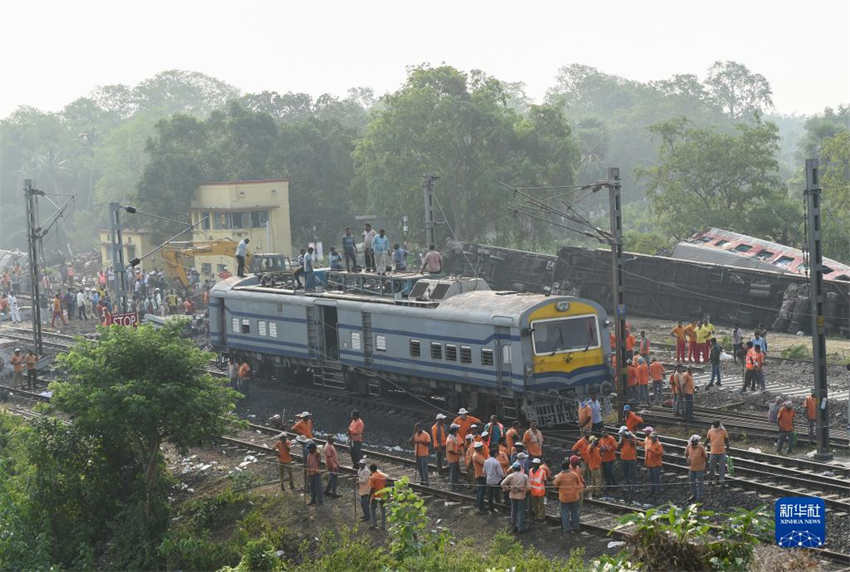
[481, 348, 494, 366]
[241, 319, 251, 334]
[376, 335, 387, 351]
[532, 315, 599, 355]
[268, 322, 278, 337]
[231, 317, 239, 332]
[430, 342, 442, 359]
[258, 320, 267, 336]
[502, 345, 512, 365]
[460, 346, 472, 363]
[409, 339, 421, 358]
[351, 331, 362, 351]
[445, 344, 457, 361]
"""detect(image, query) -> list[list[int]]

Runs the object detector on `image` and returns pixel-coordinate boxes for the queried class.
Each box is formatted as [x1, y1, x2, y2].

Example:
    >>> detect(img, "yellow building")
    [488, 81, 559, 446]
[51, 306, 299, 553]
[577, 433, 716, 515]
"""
[188, 179, 292, 279]
[98, 229, 163, 271]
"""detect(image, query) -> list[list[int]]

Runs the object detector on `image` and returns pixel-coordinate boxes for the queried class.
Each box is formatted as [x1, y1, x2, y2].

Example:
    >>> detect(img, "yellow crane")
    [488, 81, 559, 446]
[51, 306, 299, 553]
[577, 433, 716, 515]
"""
[161, 240, 287, 288]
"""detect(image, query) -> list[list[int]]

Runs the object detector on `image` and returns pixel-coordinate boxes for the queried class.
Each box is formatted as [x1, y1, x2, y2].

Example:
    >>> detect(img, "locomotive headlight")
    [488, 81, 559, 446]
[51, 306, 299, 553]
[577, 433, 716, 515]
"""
[555, 301, 570, 312]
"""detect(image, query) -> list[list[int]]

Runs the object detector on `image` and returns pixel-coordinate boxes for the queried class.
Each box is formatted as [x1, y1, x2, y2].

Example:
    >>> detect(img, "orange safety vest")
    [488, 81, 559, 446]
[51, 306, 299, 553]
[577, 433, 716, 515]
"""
[529, 467, 546, 497]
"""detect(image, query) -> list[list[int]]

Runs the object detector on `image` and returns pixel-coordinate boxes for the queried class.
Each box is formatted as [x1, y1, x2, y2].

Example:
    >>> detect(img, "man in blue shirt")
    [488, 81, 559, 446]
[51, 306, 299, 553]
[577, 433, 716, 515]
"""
[372, 229, 389, 276]
[751, 331, 767, 354]
[329, 247, 343, 271]
[392, 243, 408, 271]
[304, 247, 315, 291]
[341, 227, 357, 272]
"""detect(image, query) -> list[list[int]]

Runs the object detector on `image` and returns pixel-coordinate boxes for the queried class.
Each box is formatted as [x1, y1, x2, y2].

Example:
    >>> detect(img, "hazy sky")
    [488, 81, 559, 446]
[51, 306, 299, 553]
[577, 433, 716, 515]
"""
[3, 0, 848, 119]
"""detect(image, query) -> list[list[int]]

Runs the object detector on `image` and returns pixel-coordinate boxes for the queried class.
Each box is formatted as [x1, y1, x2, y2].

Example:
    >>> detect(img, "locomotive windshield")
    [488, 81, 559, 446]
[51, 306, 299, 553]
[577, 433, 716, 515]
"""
[531, 315, 599, 355]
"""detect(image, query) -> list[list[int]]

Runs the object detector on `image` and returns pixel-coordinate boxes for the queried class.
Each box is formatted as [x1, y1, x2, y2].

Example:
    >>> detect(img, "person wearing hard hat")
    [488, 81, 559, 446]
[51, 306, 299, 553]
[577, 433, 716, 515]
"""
[554, 456, 585, 534]
[501, 462, 530, 533]
[452, 408, 481, 441]
[272, 432, 295, 491]
[618, 427, 638, 502]
[432, 413, 448, 472]
[528, 458, 548, 520]
[685, 434, 707, 502]
[446, 423, 461, 490]
[472, 441, 487, 512]
[644, 433, 664, 502]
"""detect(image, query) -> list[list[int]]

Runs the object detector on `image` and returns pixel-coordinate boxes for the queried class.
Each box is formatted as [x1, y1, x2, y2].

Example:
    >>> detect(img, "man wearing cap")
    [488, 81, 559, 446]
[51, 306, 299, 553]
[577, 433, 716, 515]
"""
[618, 428, 638, 502]
[501, 463, 530, 533]
[272, 432, 295, 491]
[554, 457, 585, 533]
[348, 410, 365, 466]
[10, 349, 24, 388]
[452, 408, 481, 442]
[292, 413, 314, 461]
[644, 433, 664, 502]
[483, 446, 505, 512]
[432, 413, 448, 472]
[528, 458, 548, 520]
[522, 420, 544, 459]
[472, 441, 487, 512]
[412, 423, 432, 485]
[446, 424, 461, 489]
[776, 401, 796, 455]
[685, 434, 707, 502]
[306, 443, 323, 506]
[356, 458, 371, 521]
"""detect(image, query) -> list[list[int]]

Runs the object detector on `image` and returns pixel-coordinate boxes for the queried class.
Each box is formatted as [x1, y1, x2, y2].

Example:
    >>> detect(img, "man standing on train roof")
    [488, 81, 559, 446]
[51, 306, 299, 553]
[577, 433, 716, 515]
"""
[432, 413, 448, 472]
[372, 229, 390, 276]
[362, 223, 376, 272]
[392, 243, 408, 272]
[348, 410, 364, 465]
[328, 247, 343, 271]
[342, 227, 357, 272]
[304, 246, 316, 291]
[522, 420, 544, 459]
[452, 408, 481, 441]
[420, 244, 442, 275]
[235, 238, 249, 278]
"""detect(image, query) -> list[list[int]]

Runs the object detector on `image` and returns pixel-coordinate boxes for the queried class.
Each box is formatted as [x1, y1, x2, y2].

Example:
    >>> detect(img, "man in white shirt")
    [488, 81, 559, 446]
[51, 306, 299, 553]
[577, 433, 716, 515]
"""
[362, 224, 376, 272]
[235, 238, 250, 277]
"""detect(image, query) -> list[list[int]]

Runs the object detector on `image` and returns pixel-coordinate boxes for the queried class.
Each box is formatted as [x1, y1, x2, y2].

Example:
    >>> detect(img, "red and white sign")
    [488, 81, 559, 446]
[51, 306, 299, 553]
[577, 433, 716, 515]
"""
[112, 312, 139, 327]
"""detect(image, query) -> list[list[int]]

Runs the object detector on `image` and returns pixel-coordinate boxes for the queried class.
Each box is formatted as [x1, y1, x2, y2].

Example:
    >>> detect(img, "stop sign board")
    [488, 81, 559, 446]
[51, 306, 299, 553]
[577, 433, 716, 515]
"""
[112, 312, 139, 327]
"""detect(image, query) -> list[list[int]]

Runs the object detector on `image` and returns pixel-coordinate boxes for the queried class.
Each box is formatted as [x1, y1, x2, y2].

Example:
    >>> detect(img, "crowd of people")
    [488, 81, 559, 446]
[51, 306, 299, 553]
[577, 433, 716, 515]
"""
[267, 405, 738, 535]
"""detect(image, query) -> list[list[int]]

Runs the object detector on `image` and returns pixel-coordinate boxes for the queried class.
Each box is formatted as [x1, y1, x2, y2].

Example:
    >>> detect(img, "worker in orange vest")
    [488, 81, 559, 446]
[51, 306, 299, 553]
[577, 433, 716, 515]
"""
[685, 434, 707, 502]
[624, 405, 644, 433]
[446, 424, 461, 490]
[528, 458, 548, 520]
[684, 322, 697, 362]
[637, 358, 650, 404]
[522, 420, 544, 458]
[577, 399, 592, 433]
[671, 321, 686, 362]
[348, 410, 365, 465]
[272, 432, 295, 491]
[638, 331, 650, 363]
[617, 427, 638, 502]
[644, 433, 664, 502]
[624, 329, 636, 361]
[306, 443, 323, 506]
[805, 392, 817, 444]
[452, 408, 481, 441]
[505, 420, 521, 451]
[432, 413, 448, 472]
[237, 361, 251, 396]
[554, 457, 585, 533]
[682, 367, 695, 420]
[368, 463, 389, 529]
[412, 423, 432, 485]
[598, 430, 618, 495]
[649, 357, 665, 405]
[776, 401, 796, 455]
[472, 442, 487, 512]
[585, 436, 602, 499]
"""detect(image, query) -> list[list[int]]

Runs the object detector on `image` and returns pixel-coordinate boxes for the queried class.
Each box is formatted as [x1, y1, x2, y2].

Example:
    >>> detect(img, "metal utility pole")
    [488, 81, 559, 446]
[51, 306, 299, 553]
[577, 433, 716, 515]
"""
[606, 168, 627, 425]
[805, 159, 832, 461]
[423, 175, 438, 248]
[24, 180, 44, 354]
[109, 202, 127, 311]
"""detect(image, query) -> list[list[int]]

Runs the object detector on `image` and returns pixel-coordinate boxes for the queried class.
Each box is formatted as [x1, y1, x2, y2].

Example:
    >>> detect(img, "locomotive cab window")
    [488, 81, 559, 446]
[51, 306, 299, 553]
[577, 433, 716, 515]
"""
[481, 348, 494, 366]
[430, 342, 442, 359]
[531, 315, 599, 355]
[409, 339, 421, 358]
[445, 344, 457, 361]
[460, 345, 472, 364]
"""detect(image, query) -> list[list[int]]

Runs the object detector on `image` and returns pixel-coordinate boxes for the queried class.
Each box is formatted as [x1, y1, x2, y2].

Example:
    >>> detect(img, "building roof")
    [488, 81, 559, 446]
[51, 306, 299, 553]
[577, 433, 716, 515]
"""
[199, 178, 289, 186]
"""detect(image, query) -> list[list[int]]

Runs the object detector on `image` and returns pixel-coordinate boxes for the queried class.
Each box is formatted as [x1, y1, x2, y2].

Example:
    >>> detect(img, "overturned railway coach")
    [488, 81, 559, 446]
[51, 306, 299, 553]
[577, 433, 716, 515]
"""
[209, 272, 611, 424]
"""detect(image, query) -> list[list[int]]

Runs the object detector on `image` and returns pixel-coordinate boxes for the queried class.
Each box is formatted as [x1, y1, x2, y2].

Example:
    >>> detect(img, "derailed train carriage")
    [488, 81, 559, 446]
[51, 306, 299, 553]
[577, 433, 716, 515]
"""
[209, 271, 611, 424]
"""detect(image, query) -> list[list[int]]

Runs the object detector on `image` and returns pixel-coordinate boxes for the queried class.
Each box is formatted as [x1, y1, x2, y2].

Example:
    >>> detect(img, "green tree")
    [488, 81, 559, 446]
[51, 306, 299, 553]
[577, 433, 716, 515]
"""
[821, 131, 850, 259]
[51, 323, 240, 527]
[639, 117, 800, 242]
[704, 60, 774, 120]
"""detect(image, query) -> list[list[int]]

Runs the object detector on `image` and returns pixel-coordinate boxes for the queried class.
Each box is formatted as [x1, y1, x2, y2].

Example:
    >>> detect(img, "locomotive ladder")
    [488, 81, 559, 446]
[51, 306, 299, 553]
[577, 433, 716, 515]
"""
[361, 312, 381, 396]
[313, 361, 347, 391]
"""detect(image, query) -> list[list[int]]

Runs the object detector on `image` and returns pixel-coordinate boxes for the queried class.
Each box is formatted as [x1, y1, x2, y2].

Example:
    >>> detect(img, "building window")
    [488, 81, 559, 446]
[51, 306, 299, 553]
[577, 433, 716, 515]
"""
[202, 212, 211, 229]
[215, 212, 230, 229]
[231, 212, 246, 229]
[445, 344, 457, 361]
[251, 210, 269, 228]
[231, 318, 239, 332]
[201, 263, 212, 275]
[460, 346, 472, 364]
[409, 339, 421, 358]
[269, 322, 278, 337]
[258, 320, 267, 336]
[502, 345, 512, 365]
[241, 319, 250, 334]
[351, 331, 361, 351]
[481, 349, 494, 366]
[430, 342, 442, 359]
[376, 335, 387, 351]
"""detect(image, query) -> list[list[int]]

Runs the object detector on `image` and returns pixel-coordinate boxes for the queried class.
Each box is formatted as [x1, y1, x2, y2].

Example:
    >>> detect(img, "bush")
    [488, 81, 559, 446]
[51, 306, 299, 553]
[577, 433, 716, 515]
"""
[159, 532, 240, 570]
[781, 344, 811, 360]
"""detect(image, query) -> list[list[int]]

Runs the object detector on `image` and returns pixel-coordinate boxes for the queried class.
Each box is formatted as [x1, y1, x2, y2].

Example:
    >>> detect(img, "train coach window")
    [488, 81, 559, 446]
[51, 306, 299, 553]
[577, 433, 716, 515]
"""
[481, 349, 494, 366]
[409, 339, 421, 358]
[532, 315, 599, 355]
[460, 346, 472, 364]
[351, 331, 362, 351]
[502, 345, 512, 365]
[734, 244, 752, 252]
[431, 342, 442, 359]
[269, 322, 278, 337]
[445, 344, 457, 361]
[258, 320, 267, 336]
[376, 335, 387, 351]
[241, 319, 251, 334]
[231, 318, 239, 332]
